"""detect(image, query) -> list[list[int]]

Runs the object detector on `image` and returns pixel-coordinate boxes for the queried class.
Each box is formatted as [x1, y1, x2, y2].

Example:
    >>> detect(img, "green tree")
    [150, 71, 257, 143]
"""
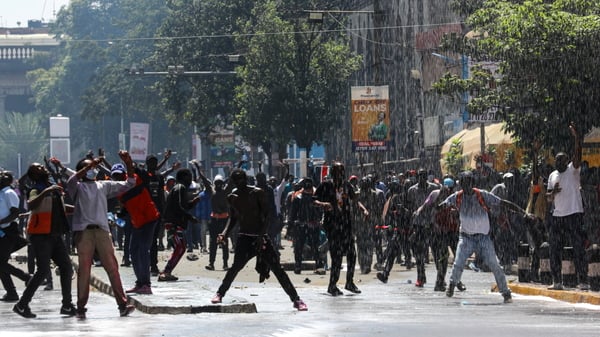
[436, 0, 600, 153]
[29, 0, 178, 160]
[234, 0, 361, 169]
[0, 112, 48, 173]
[444, 138, 465, 176]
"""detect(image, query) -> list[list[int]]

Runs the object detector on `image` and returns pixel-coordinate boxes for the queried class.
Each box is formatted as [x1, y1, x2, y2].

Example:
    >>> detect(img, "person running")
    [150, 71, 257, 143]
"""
[12, 162, 76, 318]
[67, 151, 136, 318]
[210, 169, 308, 311]
[313, 162, 367, 296]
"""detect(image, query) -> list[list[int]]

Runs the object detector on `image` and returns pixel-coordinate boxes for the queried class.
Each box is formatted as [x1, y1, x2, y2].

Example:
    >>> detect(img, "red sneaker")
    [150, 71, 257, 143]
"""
[293, 299, 308, 311]
[415, 280, 425, 288]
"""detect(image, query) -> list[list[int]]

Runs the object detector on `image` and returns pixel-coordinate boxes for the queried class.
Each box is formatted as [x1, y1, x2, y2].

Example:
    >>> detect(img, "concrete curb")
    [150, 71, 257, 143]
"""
[72, 260, 258, 314]
[509, 282, 600, 305]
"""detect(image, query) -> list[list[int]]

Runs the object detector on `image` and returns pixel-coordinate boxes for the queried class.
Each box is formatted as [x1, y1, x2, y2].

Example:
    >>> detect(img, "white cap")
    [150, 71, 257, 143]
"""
[503, 172, 514, 179]
[214, 175, 224, 182]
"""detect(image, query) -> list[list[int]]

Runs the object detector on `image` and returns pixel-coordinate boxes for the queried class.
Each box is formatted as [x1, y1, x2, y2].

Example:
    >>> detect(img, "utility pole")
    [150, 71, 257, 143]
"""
[373, 0, 384, 177]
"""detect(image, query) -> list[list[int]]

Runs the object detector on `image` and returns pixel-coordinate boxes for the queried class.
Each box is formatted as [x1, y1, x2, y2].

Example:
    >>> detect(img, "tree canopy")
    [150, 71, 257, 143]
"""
[436, 0, 600, 153]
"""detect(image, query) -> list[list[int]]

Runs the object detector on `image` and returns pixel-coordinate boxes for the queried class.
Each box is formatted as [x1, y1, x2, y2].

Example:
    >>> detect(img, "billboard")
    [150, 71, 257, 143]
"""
[50, 138, 70, 164]
[351, 85, 391, 151]
[129, 122, 149, 161]
[210, 126, 236, 168]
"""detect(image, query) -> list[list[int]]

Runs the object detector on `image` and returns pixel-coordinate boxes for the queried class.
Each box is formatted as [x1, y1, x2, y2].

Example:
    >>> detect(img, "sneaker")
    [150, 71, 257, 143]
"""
[150, 267, 159, 277]
[456, 282, 467, 292]
[44, 283, 53, 291]
[205, 264, 215, 271]
[503, 292, 513, 304]
[314, 268, 326, 275]
[446, 283, 455, 297]
[294, 268, 301, 275]
[186, 253, 199, 261]
[376, 272, 388, 284]
[327, 286, 343, 297]
[136, 284, 153, 295]
[126, 285, 141, 293]
[76, 308, 87, 319]
[60, 304, 77, 316]
[548, 282, 564, 290]
[344, 283, 361, 294]
[293, 299, 308, 311]
[222, 264, 229, 271]
[211, 293, 223, 304]
[1, 293, 19, 302]
[121, 260, 131, 267]
[158, 273, 178, 282]
[578, 283, 590, 291]
[415, 280, 425, 288]
[13, 302, 36, 318]
[119, 304, 135, 317]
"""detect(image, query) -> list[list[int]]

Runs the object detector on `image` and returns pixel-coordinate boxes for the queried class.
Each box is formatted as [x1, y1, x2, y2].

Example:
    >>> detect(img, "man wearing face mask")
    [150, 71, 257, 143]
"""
[546, 123, 589, 291]
[67, 151, 136, 319]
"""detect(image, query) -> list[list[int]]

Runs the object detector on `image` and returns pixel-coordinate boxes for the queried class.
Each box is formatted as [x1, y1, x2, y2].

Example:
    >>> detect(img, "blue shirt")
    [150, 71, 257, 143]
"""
[0, 186, 19, 228]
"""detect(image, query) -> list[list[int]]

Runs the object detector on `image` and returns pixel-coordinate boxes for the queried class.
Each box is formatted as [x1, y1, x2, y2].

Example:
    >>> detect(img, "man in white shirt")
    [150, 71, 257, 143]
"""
[546, 124, 589, 291]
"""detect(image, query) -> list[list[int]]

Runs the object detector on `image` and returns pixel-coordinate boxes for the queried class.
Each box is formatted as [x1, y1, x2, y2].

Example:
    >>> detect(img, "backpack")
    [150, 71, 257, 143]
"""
[455, 188, 489, 213]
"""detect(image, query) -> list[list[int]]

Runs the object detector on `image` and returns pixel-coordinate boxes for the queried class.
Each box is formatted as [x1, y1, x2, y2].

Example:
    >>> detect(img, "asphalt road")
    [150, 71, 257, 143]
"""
[1, 243, 599, 337]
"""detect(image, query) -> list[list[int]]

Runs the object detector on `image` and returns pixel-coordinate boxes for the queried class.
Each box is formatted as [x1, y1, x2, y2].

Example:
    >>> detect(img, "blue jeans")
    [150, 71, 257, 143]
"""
[185, 220, 202, 251]
[449, 233, 510, 295]
[130, 220, 157, 286]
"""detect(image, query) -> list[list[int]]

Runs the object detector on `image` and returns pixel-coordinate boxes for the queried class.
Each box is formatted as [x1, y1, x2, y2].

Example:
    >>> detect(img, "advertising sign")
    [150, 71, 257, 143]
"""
[210, 126, 236, 168]
[50, 138, 70, 164]
[351, 85, 391, 151]
[129, 122, 149, 161]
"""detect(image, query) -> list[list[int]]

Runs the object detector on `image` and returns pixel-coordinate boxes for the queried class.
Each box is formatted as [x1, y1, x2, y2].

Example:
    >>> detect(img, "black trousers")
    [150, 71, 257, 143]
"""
[208, 218, 229, 266]
[549, 213, 588, 283]
[0, 223, 30, 296]
[19, 234, 73, 306]
[217, 234, 299, 302]
[326, 226, 357, 287]
[293, 224, 322, 270]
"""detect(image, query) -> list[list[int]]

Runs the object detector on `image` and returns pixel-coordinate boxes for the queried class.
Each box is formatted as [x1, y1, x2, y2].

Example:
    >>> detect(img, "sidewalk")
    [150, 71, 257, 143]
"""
[65, 243, 600, 313]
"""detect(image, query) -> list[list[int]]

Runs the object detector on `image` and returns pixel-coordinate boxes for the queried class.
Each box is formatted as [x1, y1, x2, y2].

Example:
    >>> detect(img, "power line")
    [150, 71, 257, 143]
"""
[62, 21, 465, 44]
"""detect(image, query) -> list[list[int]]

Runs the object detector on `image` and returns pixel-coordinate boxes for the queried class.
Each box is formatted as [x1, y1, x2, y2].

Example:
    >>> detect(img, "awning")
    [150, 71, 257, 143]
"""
[440, 123, 513, 171]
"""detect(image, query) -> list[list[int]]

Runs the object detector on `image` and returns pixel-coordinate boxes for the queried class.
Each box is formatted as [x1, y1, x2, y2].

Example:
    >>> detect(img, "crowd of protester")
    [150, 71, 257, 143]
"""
[2, 125, 598, 318]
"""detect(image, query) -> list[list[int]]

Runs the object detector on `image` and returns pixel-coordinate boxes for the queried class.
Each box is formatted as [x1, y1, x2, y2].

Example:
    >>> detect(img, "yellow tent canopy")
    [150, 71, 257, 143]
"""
[441, 124, 600, 173]
[440, 123, 517, 173]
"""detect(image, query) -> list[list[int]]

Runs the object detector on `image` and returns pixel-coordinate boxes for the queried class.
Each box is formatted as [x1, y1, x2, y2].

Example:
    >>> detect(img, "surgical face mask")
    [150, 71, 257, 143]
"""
[86, 169, 98, 180]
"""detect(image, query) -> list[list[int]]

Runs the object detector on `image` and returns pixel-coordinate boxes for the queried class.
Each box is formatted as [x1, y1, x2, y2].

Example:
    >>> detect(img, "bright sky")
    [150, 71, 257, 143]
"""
[1, 0, 70, 27]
